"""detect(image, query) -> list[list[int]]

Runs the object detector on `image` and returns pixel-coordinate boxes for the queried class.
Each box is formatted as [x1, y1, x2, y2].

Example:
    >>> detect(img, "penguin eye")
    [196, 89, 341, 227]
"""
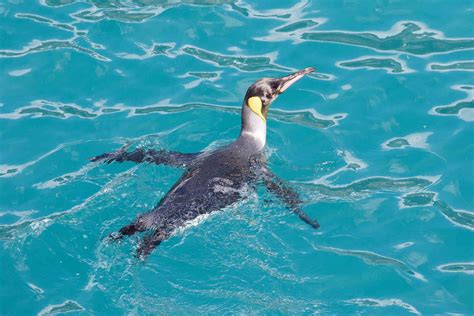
[265, 93, 272, 99]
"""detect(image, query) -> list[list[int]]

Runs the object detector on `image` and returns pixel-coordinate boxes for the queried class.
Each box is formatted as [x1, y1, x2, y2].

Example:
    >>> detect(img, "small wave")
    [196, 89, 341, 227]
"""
[41, 0, 250, 23]
[382, 132, 433, 150]
[15, 13, 79, 34]
[37, 300, 84, 316]
[0, 210, 38, 224]
[301, 21, 474, 56]
[337, 55, 414, 74]
[27, 282, 45, 295]
[116, 42, 176, 60]
[8, 68, 32, 77]
[394, 242, 415, 250]
[237, 0, 311, 21]
[33, 163, 97, 190]
[312, 150, 368, 185]
[178, 71, 222, 89]
[181, 45, 287, 72]
[434, 200, 474, 231]
[345, 298, 421, 315]
[429, 85, 474, 122]
[0, 141, 76, 178]
[303, 175, 438, 202]
[308, 242, 426, 282]
[0, 39, 110, 62]
[256, 18, 327, 44]
[399, 192, 436, 209]
[0, 98, 343, 130]
[0, 165, 138, 241]
[427, 60, 474, 72]
[436, 262, 474, 275]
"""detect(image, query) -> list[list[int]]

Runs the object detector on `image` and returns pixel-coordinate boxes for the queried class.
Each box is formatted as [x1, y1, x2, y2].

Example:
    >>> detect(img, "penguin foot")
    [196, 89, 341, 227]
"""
[89, 144, 130, 164]
[136, 230, 169, 260]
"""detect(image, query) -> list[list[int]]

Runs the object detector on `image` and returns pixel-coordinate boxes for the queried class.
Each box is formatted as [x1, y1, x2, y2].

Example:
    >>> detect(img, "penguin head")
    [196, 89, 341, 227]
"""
[243, 67, 315, 122]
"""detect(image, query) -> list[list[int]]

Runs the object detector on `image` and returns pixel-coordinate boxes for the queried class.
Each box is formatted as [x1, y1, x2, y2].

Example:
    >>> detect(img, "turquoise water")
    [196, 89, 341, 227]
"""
[1, 0, 473, 314]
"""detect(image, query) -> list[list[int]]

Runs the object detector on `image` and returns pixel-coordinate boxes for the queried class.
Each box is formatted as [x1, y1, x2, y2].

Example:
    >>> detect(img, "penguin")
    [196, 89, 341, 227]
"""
[91, 67, 319, 258]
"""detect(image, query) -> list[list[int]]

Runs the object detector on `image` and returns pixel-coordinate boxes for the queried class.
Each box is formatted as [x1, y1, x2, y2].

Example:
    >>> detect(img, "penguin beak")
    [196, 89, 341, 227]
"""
[275, 67, 315, 95]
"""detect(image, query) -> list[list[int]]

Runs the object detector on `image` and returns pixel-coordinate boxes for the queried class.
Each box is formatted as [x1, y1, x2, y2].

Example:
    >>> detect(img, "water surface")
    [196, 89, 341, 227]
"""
[1, 0, 473, 314]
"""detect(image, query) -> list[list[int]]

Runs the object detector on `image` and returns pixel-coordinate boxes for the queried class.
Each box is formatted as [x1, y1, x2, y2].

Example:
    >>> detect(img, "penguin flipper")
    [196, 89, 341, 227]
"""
[262, 168, 320, 229]
[90, 146, 200, 167]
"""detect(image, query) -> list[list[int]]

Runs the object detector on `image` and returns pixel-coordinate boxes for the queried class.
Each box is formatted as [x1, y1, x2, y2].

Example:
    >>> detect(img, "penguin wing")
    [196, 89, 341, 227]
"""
[261, 167, 320, 229]
[90, 145, 201, 168]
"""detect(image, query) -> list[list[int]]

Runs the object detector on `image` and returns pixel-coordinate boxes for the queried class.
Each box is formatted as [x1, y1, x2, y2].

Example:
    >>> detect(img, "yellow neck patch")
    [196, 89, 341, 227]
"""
[248, 96, 266, 121]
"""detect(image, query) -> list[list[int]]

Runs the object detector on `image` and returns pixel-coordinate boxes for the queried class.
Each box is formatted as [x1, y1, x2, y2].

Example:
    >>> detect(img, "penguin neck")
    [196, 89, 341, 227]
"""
[238, 105, 267, 152]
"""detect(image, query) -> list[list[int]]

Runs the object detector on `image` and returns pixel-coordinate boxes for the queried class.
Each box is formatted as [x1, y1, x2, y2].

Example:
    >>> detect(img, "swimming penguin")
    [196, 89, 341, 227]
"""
[91, 67, 319, 258]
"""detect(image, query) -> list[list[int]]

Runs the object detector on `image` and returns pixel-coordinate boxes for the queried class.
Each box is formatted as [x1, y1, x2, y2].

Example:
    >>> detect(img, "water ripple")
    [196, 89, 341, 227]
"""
[301, 21, 474, 56]
[434, 201, 474, 232]
[0, 39, 110, 62]
[382, 132, 433, 150]
[399, 192, 436, 209]
[345, 298, 421, 315]
[436, 262, 474, 275]
[302, 176, 438, 202]
[256, 18, 327, 43]
[0, 98, 345, 130]
[181, 45, 287, 72]
[37, 300, 84, 316]
[178, 71, 222, 89]
[337, 55, 414, 74]
[41, 0, 248, 23]
[0, 142, 77, 178]
[15, 13, 79, 34]
[429, 85, 474, 122]
[427, 60, 474, 72]
[116, 42, 176, 60]
[308, 242, 426, 282]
